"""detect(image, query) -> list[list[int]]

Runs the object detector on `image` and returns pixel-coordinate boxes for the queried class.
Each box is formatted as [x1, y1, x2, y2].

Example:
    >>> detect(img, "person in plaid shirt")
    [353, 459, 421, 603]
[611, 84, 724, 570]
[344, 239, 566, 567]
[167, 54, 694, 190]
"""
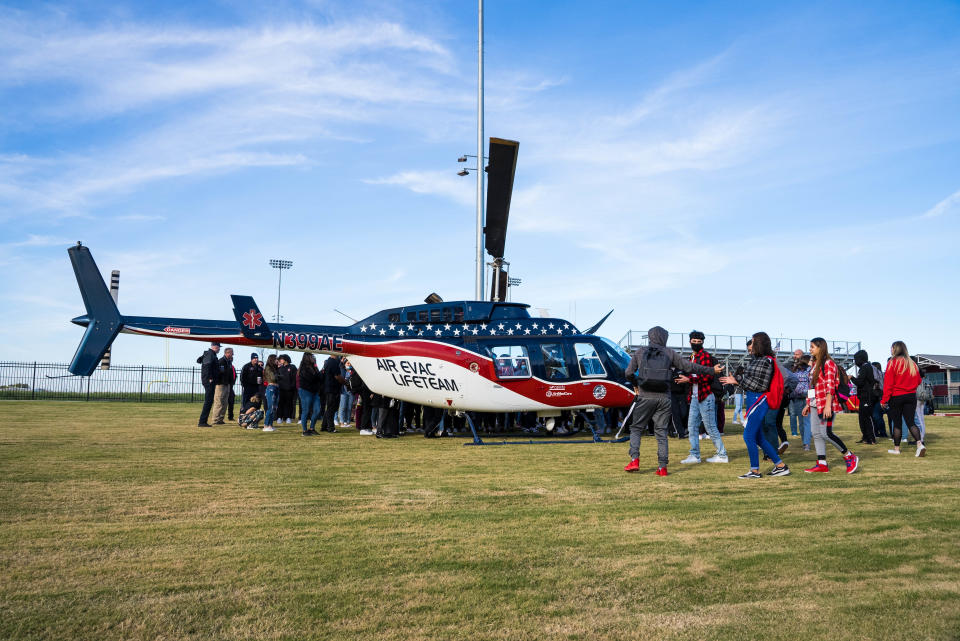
[801, 337, 859, 474]
[677, 330, 728, 464]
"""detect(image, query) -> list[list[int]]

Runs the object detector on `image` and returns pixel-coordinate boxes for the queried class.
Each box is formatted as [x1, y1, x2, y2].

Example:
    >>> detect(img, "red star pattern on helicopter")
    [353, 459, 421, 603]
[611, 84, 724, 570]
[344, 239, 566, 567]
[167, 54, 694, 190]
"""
[242, 309, 263, 330]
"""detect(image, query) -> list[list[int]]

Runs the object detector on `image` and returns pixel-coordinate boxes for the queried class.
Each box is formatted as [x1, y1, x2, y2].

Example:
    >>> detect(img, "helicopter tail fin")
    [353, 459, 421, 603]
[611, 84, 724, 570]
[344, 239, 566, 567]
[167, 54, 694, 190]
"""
[67, 244, 124, 376]
[230, 295, 273, 340]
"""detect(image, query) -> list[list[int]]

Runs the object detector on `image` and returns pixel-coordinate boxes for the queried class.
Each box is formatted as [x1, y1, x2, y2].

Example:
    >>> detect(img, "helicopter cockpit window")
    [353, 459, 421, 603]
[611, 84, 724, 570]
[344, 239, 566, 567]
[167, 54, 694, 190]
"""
[541, 343, 569, 380]
[418, 310, 428, 322]
[407, 312, 417, 322]
[388, 313, 401, 323]
[430, 308, 442, 322]
[453, 306, 464, 322]
[492, 345, 531, 379]
[575, 342, 606, 377]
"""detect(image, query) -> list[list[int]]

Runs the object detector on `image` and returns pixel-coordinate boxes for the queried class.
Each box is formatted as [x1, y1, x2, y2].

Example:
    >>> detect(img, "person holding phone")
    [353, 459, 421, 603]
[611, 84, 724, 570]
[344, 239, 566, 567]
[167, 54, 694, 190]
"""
[801, 337, 859, 473]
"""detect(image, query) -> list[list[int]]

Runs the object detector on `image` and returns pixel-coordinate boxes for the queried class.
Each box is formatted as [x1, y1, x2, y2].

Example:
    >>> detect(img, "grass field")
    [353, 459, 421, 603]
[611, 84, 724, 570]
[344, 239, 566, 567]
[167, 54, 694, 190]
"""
[1, 401, 959, 641]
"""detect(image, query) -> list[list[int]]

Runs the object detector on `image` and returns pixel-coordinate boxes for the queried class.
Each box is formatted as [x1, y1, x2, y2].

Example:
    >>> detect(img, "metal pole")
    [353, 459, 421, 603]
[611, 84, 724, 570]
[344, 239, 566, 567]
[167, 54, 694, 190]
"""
[276, 268, 282, 328]
[31, 362, 37, 400]
[139, 365, 144, 402]
[475, 0, 485, 301]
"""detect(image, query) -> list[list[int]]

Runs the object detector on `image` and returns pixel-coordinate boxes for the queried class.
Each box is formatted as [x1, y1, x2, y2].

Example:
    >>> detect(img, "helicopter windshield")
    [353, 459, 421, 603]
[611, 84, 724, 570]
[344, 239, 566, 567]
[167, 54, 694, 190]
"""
[598, 336, 631, 371]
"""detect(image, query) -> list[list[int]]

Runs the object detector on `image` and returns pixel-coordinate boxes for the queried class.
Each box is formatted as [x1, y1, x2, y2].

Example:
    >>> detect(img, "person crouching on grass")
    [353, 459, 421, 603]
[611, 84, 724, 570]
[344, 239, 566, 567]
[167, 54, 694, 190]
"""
[238, 394, 264, 430]
[719, 332, 790, 479]
[801, 338, 859, 474]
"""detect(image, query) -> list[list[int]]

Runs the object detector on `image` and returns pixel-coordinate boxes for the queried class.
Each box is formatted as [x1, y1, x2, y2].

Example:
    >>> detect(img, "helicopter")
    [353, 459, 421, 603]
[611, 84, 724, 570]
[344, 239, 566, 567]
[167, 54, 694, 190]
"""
[66, 138, 637, 443]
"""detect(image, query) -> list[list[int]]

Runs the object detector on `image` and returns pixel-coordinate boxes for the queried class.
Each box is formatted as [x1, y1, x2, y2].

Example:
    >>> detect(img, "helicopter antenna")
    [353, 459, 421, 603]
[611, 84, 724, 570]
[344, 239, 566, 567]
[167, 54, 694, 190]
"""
[333, 308, 358, 323]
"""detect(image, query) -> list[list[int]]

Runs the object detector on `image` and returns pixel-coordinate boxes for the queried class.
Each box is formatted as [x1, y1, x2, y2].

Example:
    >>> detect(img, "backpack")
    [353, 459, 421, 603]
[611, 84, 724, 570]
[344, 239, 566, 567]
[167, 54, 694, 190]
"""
[766, 356, 785, 410]
[871, 364, 883, 399]
[917, 381, 933, 403]
[778, 360, 798, 397]
[793, 367, 810, 398]
[634, 345, 673, 393]
[835, 367, 851, 402]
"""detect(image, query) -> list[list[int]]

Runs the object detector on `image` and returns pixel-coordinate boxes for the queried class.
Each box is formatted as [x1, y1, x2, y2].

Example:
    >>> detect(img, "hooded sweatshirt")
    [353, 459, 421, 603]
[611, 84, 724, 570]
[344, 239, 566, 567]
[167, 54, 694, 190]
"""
[851, 350, 877, 404]
[625, 326, 717, 399]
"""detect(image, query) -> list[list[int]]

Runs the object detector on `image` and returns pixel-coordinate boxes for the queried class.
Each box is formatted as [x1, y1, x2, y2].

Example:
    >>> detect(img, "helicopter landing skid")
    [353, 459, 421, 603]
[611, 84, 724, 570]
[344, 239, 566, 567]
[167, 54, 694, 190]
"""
[463, 410, 629, 446]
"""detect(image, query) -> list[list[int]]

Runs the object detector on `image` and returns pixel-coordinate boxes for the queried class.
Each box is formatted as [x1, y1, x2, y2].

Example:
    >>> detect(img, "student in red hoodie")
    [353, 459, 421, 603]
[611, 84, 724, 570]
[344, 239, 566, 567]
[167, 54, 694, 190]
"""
[881, 340, 925, 457]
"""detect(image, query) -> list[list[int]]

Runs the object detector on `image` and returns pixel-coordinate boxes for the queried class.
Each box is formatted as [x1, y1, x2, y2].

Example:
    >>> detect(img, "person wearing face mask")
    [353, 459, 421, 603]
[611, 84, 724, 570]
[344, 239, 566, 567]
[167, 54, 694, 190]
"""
[678, 330, 728, 465]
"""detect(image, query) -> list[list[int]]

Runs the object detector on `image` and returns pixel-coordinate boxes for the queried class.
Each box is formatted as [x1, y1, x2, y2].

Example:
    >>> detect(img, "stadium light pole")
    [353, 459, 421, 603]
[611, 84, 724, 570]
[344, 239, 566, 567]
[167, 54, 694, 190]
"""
[269, 259, 292, 336]
[476, 0, 485, 301]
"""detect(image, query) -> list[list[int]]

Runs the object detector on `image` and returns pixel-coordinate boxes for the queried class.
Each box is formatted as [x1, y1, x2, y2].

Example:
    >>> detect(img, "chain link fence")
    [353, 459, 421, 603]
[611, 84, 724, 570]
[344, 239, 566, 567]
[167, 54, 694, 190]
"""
[0, 362, 238, 402]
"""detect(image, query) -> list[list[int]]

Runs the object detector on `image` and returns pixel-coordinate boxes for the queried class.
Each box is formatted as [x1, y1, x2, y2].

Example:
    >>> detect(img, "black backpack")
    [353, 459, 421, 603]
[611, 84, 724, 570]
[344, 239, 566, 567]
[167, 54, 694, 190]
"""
[635, 345, 673, 393]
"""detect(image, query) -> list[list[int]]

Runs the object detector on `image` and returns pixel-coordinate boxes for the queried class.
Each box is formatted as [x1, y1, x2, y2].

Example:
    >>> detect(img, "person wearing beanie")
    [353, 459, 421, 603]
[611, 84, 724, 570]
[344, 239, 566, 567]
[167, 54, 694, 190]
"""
[677, 330, 728, 465]
[240, 353, 263, 406]
[196, 341, 221, 427]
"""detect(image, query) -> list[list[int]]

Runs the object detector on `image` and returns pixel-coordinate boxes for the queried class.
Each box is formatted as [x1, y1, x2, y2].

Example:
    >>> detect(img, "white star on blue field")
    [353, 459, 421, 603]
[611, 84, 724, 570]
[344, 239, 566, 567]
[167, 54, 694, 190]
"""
[2, 0, 959, 366]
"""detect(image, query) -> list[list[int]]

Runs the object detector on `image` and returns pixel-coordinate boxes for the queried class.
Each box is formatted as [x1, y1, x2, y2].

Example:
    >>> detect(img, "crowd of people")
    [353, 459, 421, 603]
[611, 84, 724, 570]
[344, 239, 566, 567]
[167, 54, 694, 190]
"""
[623, 327, 930, 479]
[193, 329, 933, 478]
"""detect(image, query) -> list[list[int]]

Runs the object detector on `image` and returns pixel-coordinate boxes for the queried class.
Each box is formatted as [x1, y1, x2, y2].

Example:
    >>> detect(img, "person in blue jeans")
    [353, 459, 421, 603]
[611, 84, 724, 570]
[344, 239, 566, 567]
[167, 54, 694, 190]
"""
[262, 354, 280, 432]
[678, 331, 727, 464]
[733, 388, 744, 424]
[720, 332, 790, 478]
[297, 353, 323, 436]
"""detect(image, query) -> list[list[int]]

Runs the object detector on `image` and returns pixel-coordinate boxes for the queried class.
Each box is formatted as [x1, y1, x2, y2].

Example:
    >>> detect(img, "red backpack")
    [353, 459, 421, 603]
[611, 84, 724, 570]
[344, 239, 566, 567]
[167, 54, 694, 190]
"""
[766, 356, 785, 410]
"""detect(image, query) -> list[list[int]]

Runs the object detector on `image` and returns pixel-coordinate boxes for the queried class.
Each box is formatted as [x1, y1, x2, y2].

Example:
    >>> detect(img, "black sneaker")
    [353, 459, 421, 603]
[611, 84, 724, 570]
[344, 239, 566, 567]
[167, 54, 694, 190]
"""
[738, 471, 762, 479]
[769, 465, 791, 477]
[198, 423, 212, 427]
[301, 431, 313, 436]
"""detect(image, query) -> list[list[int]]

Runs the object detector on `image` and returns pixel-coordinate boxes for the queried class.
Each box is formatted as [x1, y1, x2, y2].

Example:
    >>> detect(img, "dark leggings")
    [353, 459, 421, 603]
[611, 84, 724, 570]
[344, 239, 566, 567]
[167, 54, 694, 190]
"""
[888, 393, 922, 446]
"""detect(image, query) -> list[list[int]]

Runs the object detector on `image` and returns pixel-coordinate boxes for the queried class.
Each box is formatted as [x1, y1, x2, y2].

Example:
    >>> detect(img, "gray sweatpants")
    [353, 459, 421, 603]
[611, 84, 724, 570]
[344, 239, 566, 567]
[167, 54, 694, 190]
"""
[628, 396, 673, 467]
[810, 410, 846, 458]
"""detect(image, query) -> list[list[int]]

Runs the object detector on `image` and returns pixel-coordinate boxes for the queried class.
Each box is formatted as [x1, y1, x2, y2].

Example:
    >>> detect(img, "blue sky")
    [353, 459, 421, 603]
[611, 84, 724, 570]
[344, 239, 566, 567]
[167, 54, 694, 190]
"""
[1, 0, 958, 367]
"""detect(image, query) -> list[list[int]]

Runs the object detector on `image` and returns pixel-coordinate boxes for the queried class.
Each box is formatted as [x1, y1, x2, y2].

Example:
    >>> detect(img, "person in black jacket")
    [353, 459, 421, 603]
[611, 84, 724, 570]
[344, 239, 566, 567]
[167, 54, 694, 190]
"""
[239, 353, 263, 406]
[276, 355, 297, 424]
[297, 353, 322, 435]
[197, 342, 221, 427]
[320, 355, 346, 432]
[852, 350, 878, 444]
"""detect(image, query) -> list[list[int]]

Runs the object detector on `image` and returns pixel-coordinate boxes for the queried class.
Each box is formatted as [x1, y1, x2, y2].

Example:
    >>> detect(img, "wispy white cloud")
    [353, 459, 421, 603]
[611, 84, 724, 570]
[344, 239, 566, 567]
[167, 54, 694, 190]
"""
[0, 15, 469, 218]
[919, 188, 960, 219]
[365, 170, 474, 206]
[4, 234, 74, 248]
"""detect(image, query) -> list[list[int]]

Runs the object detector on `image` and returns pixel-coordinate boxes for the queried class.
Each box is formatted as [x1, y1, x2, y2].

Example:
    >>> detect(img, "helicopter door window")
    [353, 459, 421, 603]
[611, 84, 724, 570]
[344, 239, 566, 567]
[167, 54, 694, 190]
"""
[575, 343, 606, 377]
[493, 345, 531, 379]
[418, 310, 428, 322]
[541, 343, 569, 381]
[430, 308, 442, 322]
[453, 306, 464, 322]
[406, 312, 417, 322]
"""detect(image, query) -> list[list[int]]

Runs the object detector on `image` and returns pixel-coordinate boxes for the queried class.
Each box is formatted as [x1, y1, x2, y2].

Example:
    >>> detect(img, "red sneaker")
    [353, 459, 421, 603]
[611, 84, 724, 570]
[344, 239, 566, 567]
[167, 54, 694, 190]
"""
[655, 467, 668, 476]
[844, 453, 859, 474]
[624, 458, 640, 473]
[804, 463, 830, 473]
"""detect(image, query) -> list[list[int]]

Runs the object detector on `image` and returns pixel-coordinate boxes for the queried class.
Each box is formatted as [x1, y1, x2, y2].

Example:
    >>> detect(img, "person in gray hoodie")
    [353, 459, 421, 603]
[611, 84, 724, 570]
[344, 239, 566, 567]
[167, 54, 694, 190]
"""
[623, 326, 724, 475]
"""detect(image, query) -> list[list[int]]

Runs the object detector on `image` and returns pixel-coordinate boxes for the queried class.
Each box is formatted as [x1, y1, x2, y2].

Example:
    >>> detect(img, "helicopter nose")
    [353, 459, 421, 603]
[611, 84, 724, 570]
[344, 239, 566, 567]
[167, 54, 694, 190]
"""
[71, 314, 90, 327]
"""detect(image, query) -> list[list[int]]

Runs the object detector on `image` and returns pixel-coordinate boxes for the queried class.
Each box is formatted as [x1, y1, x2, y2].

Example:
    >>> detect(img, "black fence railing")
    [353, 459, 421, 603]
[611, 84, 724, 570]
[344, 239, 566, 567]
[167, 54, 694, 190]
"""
[0, 362, 239, 403]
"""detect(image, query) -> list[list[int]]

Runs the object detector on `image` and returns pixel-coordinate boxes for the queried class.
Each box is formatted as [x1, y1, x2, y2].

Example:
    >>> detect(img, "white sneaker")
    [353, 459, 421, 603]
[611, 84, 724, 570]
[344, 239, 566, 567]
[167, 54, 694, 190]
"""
[887, 449, 900, 455]
[262, 426, 276, 432]
[706, 454, 729, 463]
[916, 444, 926, 457]
[245, 426, 259, 430]
[358, 429, 373, 435]
[680, 456, 701, 464]
[286, 418, 292, 424]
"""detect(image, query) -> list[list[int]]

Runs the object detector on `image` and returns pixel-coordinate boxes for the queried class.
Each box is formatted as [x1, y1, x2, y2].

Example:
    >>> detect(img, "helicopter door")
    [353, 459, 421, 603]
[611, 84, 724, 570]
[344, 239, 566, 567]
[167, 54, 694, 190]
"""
[490, 344, 532, 379]
[574, 342, 607, 378]
[536, 342, 575, 382]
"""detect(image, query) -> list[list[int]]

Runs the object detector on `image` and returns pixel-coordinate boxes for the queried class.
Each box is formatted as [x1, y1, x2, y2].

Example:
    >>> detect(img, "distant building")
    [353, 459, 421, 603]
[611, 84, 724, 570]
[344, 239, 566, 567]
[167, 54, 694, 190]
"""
[917, 355, 960, 405]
